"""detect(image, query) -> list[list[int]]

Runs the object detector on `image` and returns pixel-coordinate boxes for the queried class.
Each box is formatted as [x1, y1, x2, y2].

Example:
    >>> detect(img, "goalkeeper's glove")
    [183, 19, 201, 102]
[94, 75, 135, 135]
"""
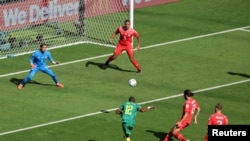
[30, 64, 35, 69]
[54, 61, 60, 64]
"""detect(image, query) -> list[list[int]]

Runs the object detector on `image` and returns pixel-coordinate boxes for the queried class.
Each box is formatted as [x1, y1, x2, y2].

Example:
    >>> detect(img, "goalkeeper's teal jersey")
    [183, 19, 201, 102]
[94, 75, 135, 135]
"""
[120, 102, 141, 125]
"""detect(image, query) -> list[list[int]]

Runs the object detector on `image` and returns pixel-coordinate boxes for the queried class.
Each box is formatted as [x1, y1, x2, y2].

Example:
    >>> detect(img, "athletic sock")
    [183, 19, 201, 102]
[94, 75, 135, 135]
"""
[131, 59, 141, 71]
[174, 132, 187, 141]
[163, 132, 172, 141]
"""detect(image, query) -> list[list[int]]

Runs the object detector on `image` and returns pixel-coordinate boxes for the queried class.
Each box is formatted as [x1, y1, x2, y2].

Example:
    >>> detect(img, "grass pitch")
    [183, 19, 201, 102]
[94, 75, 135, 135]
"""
[0, 0, 250, 141]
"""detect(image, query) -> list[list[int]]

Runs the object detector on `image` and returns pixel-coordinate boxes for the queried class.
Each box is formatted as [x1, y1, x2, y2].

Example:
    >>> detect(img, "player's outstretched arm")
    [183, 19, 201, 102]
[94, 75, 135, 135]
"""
[139, 106, 155, 112]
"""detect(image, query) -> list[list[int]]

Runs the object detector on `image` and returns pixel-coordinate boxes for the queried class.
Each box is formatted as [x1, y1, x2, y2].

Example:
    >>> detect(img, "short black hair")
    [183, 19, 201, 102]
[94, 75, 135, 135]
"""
[40, 43, 46, 48]
[128, 96, 135, 102]
[124, 19, 130, 24]
[184, 89, 194, 96]
[215, 103, 223, 110]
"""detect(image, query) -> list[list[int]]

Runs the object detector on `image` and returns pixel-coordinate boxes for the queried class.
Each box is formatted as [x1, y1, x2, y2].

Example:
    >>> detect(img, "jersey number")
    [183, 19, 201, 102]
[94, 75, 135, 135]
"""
[125, 105, 133, 115]
[123, 36, 127, 40]
[216, 120, 223, 125]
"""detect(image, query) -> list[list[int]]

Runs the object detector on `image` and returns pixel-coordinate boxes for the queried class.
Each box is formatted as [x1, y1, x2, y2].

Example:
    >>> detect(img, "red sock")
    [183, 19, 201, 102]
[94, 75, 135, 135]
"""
[163, 132, 173, 141]
[108, 55, 114, 62]
[173, 132, 187, 141]
[131, 59, 141, 71]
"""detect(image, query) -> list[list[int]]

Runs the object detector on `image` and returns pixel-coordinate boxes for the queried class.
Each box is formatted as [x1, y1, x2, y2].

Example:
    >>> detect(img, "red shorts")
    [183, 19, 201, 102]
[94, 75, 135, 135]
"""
[175, 121, 190, 130]
[114, 44, 133, 56]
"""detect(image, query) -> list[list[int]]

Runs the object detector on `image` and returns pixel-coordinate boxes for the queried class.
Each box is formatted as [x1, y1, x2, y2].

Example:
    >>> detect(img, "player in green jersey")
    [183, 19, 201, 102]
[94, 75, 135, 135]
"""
[115, 96, 155, 141]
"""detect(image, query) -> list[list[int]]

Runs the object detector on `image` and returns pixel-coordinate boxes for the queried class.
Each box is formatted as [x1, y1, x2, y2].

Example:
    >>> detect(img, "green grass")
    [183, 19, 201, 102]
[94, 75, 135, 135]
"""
[0, 0, 250, 141]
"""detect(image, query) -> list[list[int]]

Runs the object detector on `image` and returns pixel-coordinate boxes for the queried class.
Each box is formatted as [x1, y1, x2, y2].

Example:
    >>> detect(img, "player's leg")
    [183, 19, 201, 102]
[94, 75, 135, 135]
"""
[18, 68, 39, 89]
[172, 122, 189, 141]
[204, 133, 208, 141]
[126, 47, 141, 73]
[104, 45, 123, 67]
[122, 123, 133, 141]
[41, 67, 64, 88]
[163, 126, 175, 141]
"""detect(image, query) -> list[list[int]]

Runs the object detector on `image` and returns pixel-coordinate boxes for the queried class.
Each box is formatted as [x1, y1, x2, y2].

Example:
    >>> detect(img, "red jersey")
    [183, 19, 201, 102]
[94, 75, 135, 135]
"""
[208, 113, 228, 125]
[115, 26, 139, 46]
[181, 98, 200, 124]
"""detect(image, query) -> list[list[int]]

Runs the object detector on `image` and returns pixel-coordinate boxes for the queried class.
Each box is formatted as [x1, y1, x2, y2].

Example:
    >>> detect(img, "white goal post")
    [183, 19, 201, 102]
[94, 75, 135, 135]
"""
[0, 0, 134, 59]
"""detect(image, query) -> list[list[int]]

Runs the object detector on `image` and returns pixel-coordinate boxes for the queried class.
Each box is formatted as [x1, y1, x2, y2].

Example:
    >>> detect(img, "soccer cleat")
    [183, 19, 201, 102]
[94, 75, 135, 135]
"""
[101, 64, 108, 69]
[17, 84, 23, 90]
[56, 83, 64, 88]
[137, 70, 142, 74]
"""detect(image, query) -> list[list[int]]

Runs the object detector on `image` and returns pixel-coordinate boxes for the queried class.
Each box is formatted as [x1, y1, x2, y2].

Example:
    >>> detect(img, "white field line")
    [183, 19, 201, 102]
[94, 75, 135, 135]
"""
[0, 54, 113, 78]
[239, 28, 250, 32]
[1, 25, 250, 78]
[0, 79, 249, 136]
[0, 41, 86, 60]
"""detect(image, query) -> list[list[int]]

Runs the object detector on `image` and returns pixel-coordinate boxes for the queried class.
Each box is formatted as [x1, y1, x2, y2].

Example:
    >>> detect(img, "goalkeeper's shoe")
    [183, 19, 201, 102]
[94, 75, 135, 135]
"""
[17, 84, 23, 90]
[56, 83, 64, 88]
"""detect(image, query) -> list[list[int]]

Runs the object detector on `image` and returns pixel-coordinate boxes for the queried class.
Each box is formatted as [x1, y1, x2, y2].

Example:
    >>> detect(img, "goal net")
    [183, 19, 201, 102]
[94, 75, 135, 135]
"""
[0, 0, 131, 59]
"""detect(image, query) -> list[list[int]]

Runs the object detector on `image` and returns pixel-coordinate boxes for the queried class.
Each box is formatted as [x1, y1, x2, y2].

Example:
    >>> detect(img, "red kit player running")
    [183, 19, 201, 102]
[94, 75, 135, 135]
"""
[204, 103, 228, 141]
[163, 89, 200, 141]
[103, 20, 142, 73]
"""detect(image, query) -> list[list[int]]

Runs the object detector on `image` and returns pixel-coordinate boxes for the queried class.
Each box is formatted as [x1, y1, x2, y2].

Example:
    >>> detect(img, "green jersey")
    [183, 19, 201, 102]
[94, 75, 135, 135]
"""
[120, 101, 141, 125]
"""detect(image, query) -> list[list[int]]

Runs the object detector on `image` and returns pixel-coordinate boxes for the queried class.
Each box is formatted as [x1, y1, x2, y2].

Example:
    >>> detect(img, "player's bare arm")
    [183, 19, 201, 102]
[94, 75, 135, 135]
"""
[193, 107, 200, 124]
[109, 33, 117, 43]
[135, 35, 141, 50]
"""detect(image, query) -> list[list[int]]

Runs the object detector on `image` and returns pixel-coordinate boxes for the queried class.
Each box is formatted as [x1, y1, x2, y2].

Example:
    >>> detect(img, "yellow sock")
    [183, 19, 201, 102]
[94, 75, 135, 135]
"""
[126, 137, 131, 141]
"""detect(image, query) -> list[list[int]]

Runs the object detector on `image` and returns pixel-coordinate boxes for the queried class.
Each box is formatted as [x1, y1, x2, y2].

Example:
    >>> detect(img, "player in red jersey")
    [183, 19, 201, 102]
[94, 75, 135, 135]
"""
[204, 103, 228, 141]
[163, 89, 200, 141]
[103, 20, 142, 73]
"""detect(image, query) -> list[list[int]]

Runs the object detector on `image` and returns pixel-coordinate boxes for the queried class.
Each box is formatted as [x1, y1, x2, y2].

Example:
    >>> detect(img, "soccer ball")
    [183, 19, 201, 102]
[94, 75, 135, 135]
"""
[129, 78, 137, 87]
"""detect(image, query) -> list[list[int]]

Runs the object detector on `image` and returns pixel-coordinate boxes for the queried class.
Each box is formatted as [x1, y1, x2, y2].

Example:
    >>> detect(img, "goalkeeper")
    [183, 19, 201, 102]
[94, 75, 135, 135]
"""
[17, 43, 64, 90]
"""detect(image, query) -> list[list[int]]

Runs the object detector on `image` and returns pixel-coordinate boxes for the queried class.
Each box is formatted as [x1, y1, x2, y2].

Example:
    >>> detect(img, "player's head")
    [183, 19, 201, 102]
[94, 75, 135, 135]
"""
[128, 96, 135, 103]
[124, 19, 131, 30]
[215, 103, 223, 112]
[184, 89, 194, 100]
[40, 43, 47, 53]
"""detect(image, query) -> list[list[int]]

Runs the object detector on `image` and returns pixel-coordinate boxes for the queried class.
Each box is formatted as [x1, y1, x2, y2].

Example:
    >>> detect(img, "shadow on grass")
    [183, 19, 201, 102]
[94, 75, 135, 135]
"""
[146, 130, 167, 141]
[227, 72, 250, 78]
[85, 61, 136, 73]
[10, 78, 55, 87]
